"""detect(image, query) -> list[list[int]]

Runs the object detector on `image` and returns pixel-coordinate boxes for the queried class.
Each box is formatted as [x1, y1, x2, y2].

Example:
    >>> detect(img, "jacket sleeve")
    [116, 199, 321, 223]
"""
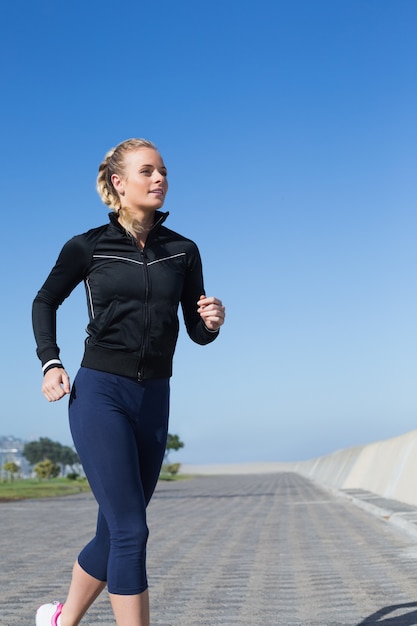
[180, 242, 219, 345]
[32, 235, 92, 371]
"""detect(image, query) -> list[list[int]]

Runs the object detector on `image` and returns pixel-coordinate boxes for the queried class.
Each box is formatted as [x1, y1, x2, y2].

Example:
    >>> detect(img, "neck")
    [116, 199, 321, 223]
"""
[117, 208, 155, 249]
[118, 207, 154, 229]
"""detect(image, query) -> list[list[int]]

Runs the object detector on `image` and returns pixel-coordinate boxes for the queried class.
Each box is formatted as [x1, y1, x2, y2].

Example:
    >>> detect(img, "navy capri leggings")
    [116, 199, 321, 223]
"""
[69, 367, 169, 595]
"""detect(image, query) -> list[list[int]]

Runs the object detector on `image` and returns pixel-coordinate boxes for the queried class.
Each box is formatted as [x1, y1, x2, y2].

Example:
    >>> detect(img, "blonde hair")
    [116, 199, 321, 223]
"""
[96, 138, 158, 236]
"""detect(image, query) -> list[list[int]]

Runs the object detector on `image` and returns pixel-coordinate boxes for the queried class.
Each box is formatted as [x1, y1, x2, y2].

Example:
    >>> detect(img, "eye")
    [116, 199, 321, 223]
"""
[140, 168, 152, 175]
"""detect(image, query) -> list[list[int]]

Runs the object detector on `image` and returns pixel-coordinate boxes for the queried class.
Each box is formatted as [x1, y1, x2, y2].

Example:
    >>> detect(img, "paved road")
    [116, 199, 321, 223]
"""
[2, 473, 417, 625]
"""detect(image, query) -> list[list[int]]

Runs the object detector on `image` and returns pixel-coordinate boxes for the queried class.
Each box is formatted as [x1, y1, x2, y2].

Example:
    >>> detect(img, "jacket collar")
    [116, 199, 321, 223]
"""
[108, 210, 169, 234]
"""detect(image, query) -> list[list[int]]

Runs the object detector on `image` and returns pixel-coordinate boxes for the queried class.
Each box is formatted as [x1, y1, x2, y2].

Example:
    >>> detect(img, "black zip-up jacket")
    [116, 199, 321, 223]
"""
[32, 211, 219, 380]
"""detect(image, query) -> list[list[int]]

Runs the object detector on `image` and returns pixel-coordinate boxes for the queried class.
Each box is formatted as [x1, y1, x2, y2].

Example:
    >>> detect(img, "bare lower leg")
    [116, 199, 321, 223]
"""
[109, 589, 150, 626]
[60, 560, 107, 626]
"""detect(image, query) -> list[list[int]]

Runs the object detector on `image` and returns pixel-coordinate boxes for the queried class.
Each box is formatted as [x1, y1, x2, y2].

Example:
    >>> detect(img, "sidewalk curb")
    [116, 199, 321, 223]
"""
[326, 483, 417, 541]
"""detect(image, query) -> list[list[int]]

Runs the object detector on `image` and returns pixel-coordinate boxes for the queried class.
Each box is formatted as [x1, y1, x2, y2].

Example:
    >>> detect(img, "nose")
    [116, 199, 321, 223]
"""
[153, 169, 168, 188]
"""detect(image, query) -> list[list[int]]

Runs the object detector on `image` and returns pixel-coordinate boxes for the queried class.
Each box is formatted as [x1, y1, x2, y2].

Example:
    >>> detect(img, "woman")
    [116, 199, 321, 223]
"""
[32, 138, 225, 626]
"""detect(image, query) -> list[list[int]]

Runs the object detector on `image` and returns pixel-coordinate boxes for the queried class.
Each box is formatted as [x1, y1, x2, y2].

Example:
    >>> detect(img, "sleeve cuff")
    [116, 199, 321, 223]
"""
[203, 324, 220, 334]
[42, 359, 64, 375]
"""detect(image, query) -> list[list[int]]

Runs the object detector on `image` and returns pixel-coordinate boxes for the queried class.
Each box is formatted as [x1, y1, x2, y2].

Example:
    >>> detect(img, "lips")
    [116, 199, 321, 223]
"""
[150, 188, 164, 195]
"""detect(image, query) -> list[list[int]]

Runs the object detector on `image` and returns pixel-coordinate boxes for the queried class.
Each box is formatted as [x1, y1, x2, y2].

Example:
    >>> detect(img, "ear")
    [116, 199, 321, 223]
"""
[111, 173, 125, 195]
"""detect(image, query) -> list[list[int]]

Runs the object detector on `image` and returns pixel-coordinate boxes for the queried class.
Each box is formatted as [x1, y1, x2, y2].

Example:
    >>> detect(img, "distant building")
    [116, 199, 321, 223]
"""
[0, 435, 31, 478]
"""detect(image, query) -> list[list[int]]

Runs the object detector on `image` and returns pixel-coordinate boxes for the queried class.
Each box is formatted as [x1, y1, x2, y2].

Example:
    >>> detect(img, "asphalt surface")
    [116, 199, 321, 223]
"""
[3, 472, 417, 625]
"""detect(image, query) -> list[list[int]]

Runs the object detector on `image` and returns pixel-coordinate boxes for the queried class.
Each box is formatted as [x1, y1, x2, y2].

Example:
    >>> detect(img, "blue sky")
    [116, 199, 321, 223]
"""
[1, 0, 416, 464]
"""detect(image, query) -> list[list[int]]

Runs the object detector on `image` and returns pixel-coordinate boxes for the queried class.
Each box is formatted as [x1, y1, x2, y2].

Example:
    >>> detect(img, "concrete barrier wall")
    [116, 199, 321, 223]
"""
[294, 429, 417, 507]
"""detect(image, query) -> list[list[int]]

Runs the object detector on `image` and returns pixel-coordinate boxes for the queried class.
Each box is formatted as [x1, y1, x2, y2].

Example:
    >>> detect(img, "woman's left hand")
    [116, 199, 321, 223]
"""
[197, 295, 226, 331]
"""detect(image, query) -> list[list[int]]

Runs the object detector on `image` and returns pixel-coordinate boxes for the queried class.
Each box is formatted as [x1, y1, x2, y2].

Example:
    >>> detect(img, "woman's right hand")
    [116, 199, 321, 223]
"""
[42, 367, 71, 402]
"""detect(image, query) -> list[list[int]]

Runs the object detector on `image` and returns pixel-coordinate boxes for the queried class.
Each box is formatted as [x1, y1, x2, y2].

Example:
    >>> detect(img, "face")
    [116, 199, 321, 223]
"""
[112, 148, 168, 214]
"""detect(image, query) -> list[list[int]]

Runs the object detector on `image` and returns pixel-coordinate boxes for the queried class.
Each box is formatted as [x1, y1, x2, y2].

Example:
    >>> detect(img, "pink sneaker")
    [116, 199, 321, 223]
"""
[36, 602, 63, 626]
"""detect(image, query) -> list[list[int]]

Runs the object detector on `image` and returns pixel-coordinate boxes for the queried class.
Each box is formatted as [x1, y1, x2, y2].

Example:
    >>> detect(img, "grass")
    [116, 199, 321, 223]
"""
[158, 472, 191, 481]
[0, 477, 91, 502]
[0, 474, 191, 502]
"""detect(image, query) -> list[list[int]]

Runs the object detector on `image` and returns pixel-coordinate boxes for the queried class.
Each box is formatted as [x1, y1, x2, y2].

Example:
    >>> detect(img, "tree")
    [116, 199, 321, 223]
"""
[34, 459, 60, 480]
[162, 433, 185, 477]
[23, 438, 80, 476]
[3, 461, 20, 482]
[23, 437, 61, 465]
[59, 446, 80, 475]
[165, 434, 184, 460]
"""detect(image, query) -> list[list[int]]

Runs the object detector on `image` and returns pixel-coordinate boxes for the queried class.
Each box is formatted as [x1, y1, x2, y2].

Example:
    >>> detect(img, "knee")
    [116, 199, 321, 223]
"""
[112, 522, 149, 553]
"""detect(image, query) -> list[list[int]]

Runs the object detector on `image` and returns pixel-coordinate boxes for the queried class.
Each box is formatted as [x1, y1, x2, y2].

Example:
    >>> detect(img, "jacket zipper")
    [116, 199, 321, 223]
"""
[129, 214, 166, 380]
[137, 248, 150, 380]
